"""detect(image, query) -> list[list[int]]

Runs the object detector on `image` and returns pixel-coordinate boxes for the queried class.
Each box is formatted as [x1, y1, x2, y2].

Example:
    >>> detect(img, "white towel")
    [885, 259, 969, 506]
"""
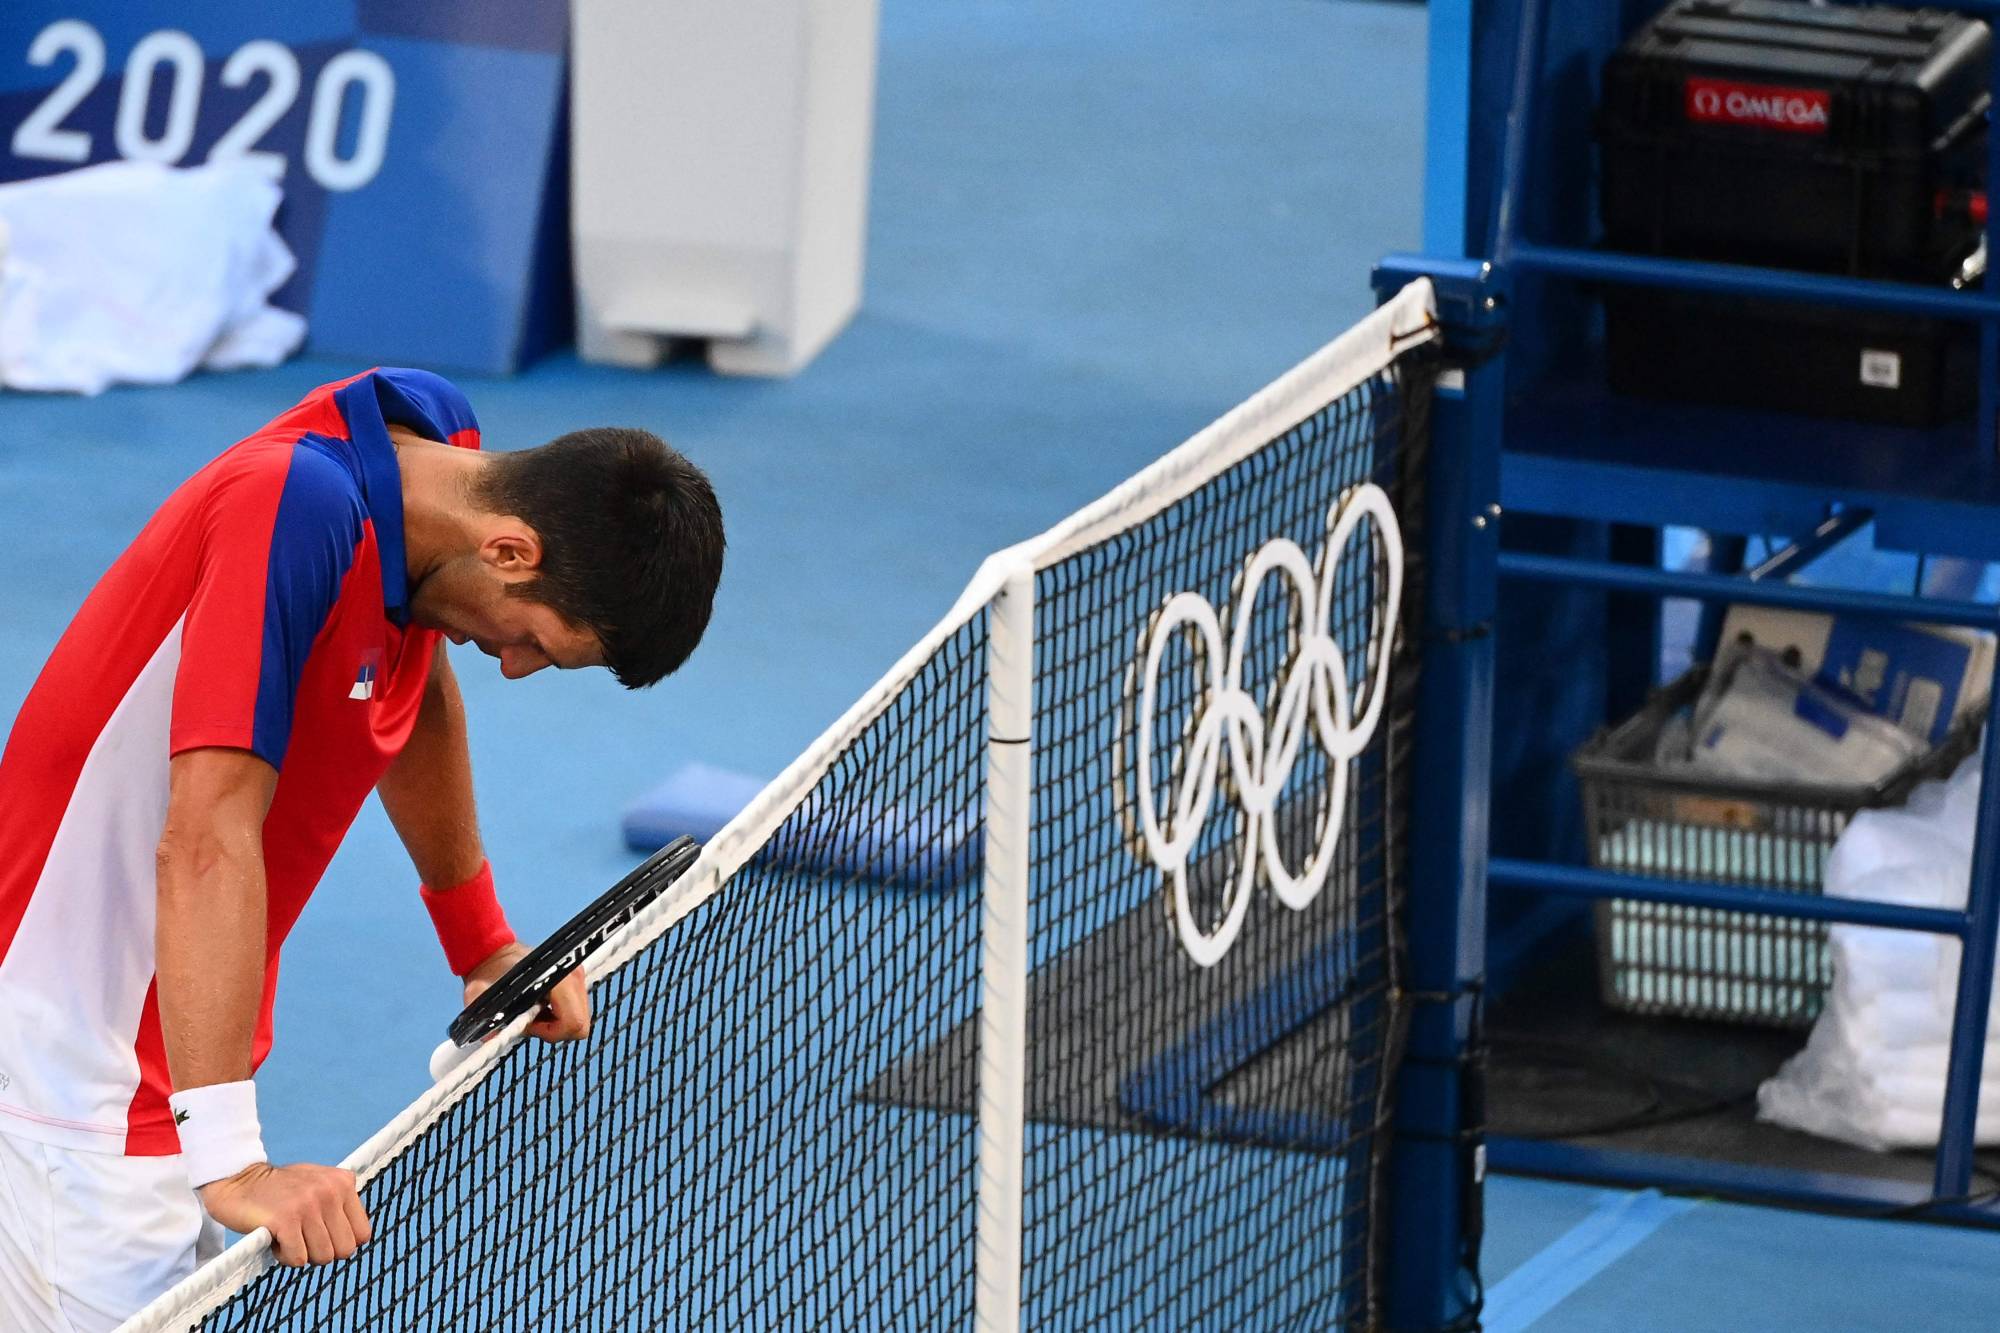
[0, 161, 305, 395]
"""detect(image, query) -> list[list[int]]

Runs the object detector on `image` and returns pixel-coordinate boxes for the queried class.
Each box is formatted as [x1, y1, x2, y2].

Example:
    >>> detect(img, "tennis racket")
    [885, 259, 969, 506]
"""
[428, 835, 701, 1081]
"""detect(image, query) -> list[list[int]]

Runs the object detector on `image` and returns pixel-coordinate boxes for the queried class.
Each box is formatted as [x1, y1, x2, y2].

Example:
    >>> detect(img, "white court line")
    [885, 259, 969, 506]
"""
[1482, 1188, 1701, 1333]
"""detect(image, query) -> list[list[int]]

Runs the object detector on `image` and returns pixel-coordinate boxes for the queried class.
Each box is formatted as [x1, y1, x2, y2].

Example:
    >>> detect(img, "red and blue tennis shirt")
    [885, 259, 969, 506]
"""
[0, 368, 479, 1156]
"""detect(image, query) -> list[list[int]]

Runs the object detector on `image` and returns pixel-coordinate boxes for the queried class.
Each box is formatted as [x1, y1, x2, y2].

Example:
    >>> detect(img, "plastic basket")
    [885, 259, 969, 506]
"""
[1574, 666, 1985, 1028]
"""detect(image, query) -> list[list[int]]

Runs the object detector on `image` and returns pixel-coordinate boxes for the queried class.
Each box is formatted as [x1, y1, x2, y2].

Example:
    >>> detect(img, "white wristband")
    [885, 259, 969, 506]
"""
[169, 1081, 266, 1188]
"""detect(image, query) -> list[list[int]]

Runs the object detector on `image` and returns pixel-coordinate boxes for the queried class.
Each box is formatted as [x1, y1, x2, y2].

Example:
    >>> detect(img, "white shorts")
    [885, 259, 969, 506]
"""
[0, 1130, 224, 1332]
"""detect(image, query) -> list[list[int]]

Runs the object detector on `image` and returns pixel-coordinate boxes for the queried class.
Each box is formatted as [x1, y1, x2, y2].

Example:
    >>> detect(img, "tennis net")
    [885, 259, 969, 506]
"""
[123, 279, 1440, 1332]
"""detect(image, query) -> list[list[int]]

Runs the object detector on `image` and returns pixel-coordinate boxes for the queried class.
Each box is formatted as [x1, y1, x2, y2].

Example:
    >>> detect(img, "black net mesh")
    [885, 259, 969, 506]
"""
[1018, 353, 1431, 1329]
[193, 617, 991, 1330]
[159, 336, 1435, 1332]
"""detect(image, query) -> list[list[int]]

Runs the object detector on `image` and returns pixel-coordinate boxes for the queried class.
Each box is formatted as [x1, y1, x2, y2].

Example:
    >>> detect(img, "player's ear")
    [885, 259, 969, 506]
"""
[479, 519, 544, 579]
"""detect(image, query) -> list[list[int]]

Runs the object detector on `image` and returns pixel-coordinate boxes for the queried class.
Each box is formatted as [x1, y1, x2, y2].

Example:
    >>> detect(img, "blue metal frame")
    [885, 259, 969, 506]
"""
[1487, 1136, 2000, 1225]
[1498, 552, 2000, 627]
[1499, 400, 2000, 562]
[1492, 499, 2000, 1203]
[1424, 0, 1476, 256]
[1403, 0, 2000, 1242]
[1488, 859, 1972, 935]
[1374, 255, 1503, 1332]
[1506, 243, 2000, 321]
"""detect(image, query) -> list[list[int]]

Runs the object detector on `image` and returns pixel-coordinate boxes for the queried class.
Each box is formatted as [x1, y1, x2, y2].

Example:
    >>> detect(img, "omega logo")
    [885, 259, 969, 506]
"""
[1685, 77, 1830, 134]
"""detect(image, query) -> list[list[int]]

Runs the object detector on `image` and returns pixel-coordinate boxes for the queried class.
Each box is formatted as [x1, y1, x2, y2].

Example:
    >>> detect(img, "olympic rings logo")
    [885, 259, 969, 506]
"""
[1118, 483, 1403, 967]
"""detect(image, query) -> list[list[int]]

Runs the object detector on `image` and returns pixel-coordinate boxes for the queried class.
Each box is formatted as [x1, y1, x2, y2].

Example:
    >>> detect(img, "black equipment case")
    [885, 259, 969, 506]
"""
[1596, 0, 1991, 425]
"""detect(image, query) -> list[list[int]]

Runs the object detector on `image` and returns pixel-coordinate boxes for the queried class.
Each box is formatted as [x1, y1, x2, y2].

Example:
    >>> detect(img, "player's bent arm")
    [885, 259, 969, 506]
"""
[156, 747, 372, 1267]
[156, 747, 277, 1095]
[377, 647, 486, 891]
[380, 651, 590, 1040]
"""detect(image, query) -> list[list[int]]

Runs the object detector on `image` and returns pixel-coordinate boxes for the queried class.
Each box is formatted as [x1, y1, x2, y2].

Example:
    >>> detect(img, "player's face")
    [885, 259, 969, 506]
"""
[408, 530, 607, 679]
[441, 592, 604, 680]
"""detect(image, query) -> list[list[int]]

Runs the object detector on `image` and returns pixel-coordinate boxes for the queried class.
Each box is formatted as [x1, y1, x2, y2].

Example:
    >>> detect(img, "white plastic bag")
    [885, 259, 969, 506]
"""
[1757, 736, 2000, 1149]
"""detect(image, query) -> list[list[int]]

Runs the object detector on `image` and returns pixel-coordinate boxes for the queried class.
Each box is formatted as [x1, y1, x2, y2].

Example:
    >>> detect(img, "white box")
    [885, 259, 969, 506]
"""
[571, 0, 879, 377]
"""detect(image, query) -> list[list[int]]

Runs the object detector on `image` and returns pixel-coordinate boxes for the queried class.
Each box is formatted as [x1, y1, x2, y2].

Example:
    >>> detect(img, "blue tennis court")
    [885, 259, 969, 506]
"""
[7, 1, 2000, 1328]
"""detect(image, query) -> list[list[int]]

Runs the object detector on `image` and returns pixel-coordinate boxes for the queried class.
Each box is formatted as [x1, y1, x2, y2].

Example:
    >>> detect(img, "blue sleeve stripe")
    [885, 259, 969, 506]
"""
[372, 368, 479, 441]
[250, 450, 366, 768]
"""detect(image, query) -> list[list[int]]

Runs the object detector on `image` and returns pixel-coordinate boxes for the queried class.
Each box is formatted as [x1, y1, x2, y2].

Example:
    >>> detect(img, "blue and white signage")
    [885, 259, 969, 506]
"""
[2, 2, 569, 373]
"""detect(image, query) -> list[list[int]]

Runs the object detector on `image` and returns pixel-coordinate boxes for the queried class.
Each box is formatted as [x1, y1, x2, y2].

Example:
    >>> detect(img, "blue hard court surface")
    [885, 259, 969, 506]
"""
[3, 1, 1995, 1324]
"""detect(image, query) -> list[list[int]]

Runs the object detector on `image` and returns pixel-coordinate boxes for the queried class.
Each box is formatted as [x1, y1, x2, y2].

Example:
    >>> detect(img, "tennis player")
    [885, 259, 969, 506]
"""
[0, 368, 725, 1328]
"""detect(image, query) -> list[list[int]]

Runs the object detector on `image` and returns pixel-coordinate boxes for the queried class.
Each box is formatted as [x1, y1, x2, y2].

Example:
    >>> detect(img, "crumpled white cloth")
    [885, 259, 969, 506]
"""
[1757, 742, 2000, 1150]
[0, 160, 305, 395]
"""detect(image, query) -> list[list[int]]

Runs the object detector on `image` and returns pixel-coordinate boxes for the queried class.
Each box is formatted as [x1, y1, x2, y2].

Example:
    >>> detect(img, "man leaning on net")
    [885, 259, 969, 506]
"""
[0, 368, 724, 1329]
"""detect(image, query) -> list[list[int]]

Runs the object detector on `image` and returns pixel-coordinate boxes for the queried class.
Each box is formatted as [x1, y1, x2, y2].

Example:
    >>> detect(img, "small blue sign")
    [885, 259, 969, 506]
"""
[1819, 619, 1971, 746]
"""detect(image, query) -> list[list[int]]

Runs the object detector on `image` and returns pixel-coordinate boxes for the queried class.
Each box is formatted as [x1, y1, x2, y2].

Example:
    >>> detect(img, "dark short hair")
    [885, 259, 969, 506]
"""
[476, 427, 724, 688]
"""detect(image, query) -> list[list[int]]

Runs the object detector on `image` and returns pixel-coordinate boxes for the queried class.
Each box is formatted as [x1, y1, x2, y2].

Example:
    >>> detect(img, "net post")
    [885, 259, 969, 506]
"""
[1374, 259, 1501, 1331]
[976, 557, 1033, 1333]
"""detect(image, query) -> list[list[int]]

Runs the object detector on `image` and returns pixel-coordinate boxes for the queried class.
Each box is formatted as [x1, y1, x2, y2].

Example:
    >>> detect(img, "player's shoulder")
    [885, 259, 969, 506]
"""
[372, 367, 481, 448]
[201, 436, 368, 541]
[373, 366, 465, 405]
[261, 368, 480, 450]
[280, 438, 370, 526]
